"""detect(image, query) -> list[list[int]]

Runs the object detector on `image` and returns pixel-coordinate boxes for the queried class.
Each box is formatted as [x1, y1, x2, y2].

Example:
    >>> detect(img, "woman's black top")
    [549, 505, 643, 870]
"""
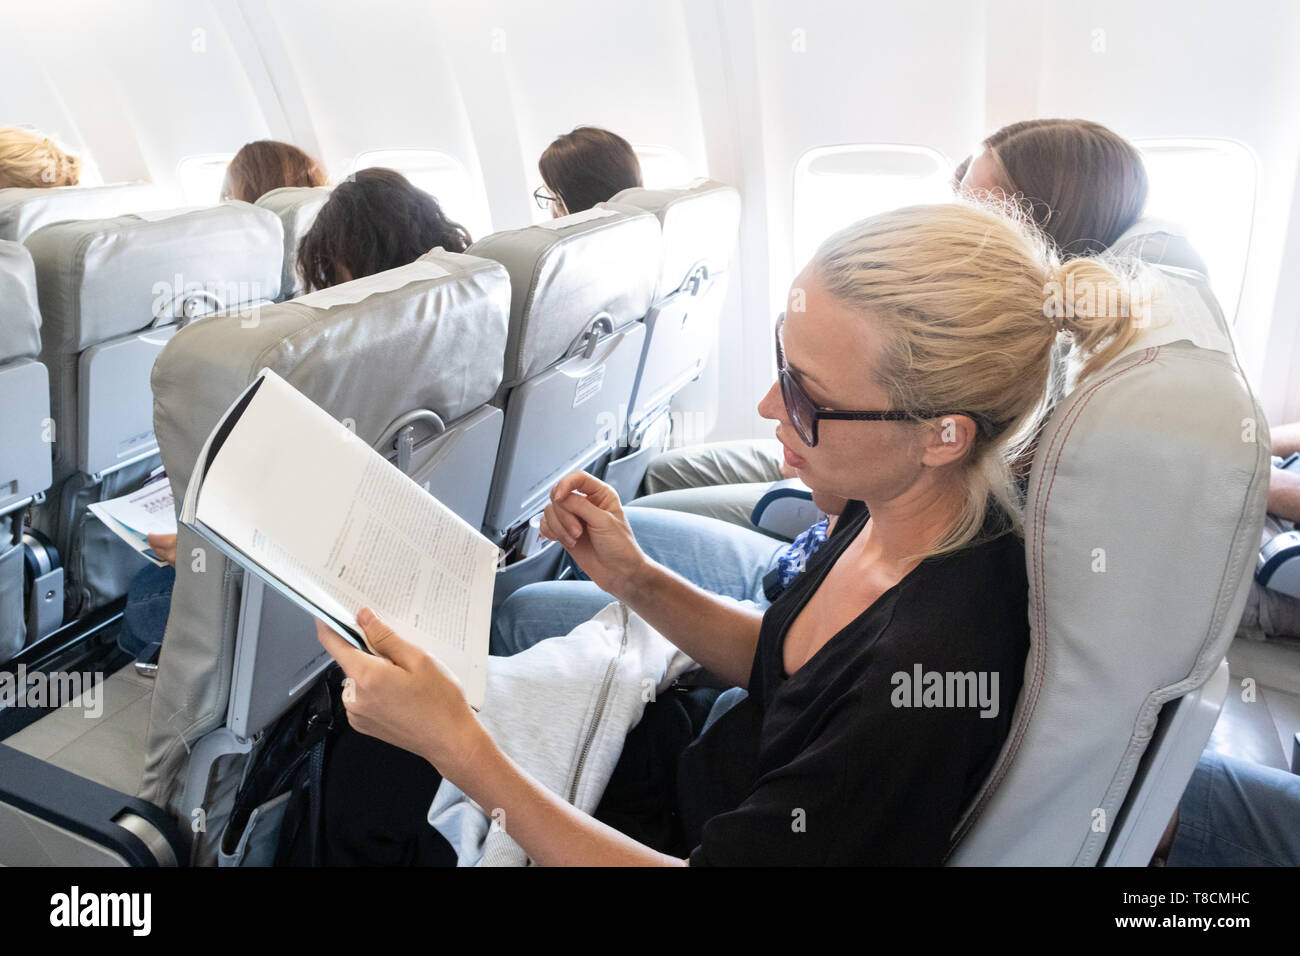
[679, 499, 1030, 865]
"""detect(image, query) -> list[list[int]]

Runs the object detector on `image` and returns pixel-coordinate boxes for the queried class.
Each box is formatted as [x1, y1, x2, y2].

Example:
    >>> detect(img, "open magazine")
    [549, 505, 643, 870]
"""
[88, 469, 176, 567]
[179, 369, 500, 708]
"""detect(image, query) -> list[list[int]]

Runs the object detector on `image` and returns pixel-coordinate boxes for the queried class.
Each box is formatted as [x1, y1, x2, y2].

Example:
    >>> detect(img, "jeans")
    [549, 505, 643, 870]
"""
[637, 439, 786, 533]
[490, 505, 784, 657]
[119, 563, 175, 658]
[1167, 751, 1300, 866]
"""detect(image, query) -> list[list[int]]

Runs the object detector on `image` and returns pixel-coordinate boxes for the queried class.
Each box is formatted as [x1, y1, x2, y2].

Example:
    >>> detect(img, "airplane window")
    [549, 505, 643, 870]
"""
[349, 148, 492, 242]
[177, 153, 235, 205]
[792, 144, 952, 269]
[632, 144, 696, 190]
[1134, 138, 1256, 320]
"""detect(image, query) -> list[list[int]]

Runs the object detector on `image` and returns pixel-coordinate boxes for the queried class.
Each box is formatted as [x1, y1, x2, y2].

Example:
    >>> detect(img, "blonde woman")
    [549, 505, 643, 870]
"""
[640, 117, 1153, 530]
[314, 202, 1142, 865]
[0, 126, 81, 189]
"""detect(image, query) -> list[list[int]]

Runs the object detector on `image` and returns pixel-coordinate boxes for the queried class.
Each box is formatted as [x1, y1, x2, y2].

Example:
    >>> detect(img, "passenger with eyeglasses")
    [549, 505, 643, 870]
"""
[533, 126, 642, 219]
[494, 119, 1159, 664]
[488, 309, 1002, 658]
[633, 118, 1153, 531]
[314, 202, 1145, 864]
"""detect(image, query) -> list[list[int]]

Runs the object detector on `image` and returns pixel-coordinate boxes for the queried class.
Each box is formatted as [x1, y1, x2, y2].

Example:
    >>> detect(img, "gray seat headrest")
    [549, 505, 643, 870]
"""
[949, 264, 1270, 865]
[1111, 217, 1209, 278]
[255, 186, 333, 300]
[0, 240, 41, 364]
[0, 182, 164, 242]
[608, 179, 741, 298]
[467, 206, 660, 389]
[23, 201, 285, 356]
[152, 249, 510, 501]
[24, 202, 284, 483]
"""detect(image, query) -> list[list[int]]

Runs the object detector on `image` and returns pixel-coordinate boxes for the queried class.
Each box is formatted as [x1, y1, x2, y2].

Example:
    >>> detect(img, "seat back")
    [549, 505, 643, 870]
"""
[467, 206, 660, 542]
[0, 240, 54, 662]
[1111, 217, 1210, 279]
[609, 180, 741, 428]
[0, 183, 164, 242]
[948, 263, 1270, 865]
[23, 202, 283, 616]
[0, 240, 51, 517]
[599, 180, 740, 498]
[140, 250, 510, 860]
[254, 186, 332, 300]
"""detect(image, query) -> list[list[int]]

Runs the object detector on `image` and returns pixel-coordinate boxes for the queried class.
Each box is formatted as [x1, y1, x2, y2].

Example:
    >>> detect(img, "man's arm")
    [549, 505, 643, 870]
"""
[1268, 466, 1300, 523]
[1271, 421, 1300, 458]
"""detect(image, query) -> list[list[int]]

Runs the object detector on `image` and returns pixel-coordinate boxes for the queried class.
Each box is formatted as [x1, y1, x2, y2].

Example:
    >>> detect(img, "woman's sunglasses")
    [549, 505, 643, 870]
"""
[534, 187, 562, 210]
[775, 312, 987, 447]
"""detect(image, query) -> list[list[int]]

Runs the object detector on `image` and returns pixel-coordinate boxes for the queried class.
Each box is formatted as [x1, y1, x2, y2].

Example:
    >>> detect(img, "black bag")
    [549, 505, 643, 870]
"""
[219, 665, 346, 866]
[592, 681, 720, 856]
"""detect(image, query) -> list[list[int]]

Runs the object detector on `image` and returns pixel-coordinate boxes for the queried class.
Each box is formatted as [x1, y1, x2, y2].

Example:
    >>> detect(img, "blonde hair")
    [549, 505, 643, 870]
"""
[811, 201, 1152, 558]
[0, 127, 82, 189]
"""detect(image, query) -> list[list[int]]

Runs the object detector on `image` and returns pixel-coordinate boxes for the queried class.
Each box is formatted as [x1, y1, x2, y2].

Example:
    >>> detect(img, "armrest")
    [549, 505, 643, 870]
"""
[1257, 520, 1300, 599]
[751, 478, 821, 541]
[0, 744, 187, 865]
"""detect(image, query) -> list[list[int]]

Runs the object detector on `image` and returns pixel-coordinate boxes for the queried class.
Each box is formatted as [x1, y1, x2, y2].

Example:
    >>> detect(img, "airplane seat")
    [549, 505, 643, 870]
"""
[0, 241, 54, 663]
[0, 249, 511, 866]
[465, 206, 659, 600]
[254, 185, 332, 300]
[0, 183, 164, 242]
[1110, 217, 1210, 278]
[21, 202, 283, 622]
[599, 180, 741, 501]
[947, 262, 1270, 865]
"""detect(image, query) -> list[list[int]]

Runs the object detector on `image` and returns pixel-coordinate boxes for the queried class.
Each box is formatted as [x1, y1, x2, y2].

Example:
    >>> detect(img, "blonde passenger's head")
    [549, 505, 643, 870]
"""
[0, 127, 82, 189]
[758, 202, 1148, 558]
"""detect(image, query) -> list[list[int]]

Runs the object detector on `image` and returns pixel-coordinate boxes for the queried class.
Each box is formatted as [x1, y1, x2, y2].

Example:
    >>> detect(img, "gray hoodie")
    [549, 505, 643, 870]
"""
[428, 600, 697, 865]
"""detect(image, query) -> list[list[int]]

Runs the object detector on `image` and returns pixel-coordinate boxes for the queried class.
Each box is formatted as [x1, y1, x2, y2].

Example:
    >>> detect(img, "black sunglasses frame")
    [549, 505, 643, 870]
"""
[534, 186, 562, 210]
[774, 312, 985, 447]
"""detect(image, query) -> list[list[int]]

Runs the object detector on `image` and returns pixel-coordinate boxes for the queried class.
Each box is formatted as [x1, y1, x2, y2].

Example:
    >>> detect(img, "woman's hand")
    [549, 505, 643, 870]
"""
[314, 608, 486, 776]
[538, 471, 650, 599]
[147, 532, 177, 568]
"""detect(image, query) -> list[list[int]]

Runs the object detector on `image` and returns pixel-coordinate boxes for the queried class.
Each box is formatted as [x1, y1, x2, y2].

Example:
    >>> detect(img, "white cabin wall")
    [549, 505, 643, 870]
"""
[694, 0, 989, 441]
[1, 0, 1297, 435]
[986, 0, 1300, 424]
[5, 0, 275, 200]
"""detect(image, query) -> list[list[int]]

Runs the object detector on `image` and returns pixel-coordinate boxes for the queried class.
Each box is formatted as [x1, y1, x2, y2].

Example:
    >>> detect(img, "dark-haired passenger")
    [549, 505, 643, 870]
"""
[296, 167, 471, 291]
[534, 126, 642, 218]
[130, 168, 470, 654]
